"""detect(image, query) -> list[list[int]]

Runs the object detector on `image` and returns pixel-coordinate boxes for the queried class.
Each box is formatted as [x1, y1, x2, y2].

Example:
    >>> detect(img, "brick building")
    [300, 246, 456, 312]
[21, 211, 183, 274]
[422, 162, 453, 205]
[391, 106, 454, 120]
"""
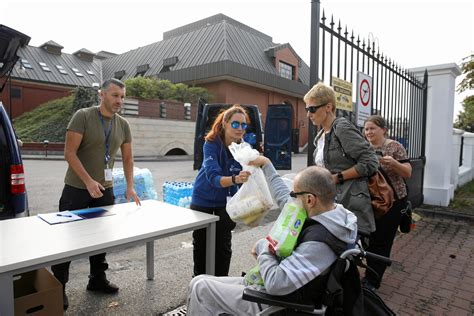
[1, 14, 312, 147]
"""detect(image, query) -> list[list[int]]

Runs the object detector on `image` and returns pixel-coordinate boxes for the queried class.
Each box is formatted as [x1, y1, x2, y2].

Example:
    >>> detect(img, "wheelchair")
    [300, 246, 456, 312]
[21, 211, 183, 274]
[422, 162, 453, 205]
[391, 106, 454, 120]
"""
[242, 246, 395, 315]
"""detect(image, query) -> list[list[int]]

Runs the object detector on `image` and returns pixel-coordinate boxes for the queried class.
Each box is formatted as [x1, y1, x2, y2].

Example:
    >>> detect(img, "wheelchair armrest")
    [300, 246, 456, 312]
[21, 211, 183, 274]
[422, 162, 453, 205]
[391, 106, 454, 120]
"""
[242, 288, 315, 313]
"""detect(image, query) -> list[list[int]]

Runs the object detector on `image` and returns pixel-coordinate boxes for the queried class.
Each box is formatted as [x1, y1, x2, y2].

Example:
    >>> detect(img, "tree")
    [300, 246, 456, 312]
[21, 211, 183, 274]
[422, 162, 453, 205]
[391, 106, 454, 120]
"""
[454, 54, 474, 131]
[124, 77, 213, 103]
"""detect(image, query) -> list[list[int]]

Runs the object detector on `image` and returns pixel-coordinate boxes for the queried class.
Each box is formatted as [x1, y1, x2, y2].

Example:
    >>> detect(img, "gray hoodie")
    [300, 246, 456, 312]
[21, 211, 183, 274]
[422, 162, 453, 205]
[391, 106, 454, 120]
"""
[253, 163, 358, 296]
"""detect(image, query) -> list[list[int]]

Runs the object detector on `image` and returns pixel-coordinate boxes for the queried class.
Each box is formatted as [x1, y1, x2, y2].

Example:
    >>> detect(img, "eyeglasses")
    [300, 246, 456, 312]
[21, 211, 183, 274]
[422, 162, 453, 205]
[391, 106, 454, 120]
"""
[305, 103, 328, 113]
[289, 191, 317, 198]
[230, 121, 248, 130]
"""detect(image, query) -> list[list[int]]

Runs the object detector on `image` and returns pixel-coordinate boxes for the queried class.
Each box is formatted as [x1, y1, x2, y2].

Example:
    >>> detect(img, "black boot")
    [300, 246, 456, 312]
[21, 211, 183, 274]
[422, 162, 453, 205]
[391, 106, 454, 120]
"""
[86, 276, 119, 294]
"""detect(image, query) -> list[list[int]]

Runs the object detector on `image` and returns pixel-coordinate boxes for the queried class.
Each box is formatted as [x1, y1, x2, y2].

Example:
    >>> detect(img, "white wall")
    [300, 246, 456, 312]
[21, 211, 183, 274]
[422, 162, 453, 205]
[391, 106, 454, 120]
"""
[127, 117, 195, 157]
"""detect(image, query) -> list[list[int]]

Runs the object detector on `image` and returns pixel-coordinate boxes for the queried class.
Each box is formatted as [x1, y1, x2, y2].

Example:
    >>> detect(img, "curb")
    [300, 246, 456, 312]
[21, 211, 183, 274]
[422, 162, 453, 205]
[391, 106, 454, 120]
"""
[21, 155, 194, 162]
[415, 207, 474, 223]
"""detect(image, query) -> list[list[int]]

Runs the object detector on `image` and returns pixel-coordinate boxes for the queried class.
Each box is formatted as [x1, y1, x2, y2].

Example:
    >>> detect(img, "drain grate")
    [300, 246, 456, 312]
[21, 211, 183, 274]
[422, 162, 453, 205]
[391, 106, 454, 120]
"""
[162, 304, 187, 316]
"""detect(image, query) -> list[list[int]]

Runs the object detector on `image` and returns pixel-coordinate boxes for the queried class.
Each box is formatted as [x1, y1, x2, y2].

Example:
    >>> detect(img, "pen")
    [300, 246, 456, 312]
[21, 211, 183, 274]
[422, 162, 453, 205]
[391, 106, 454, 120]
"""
[57, 214, 72, 217]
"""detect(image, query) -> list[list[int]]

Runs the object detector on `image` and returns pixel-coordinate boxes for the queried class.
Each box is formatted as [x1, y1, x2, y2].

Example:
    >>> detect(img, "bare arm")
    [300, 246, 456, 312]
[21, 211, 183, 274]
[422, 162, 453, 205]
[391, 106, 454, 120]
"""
[121, 142, 141, 205]
[64, 131, 105, 197]
[380, 157, 412, 179]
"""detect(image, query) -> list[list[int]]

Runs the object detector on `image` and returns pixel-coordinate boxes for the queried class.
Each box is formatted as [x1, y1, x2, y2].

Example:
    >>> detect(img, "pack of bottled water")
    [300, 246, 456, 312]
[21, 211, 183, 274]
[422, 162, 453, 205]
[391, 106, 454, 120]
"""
[113, 167, 158, 204]
[162, 181, 193, 208]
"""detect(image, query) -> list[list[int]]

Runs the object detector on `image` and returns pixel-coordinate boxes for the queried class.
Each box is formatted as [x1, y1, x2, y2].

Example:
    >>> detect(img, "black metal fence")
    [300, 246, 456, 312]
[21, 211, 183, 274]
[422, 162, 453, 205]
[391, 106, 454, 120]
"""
[308, 1, 427, 206]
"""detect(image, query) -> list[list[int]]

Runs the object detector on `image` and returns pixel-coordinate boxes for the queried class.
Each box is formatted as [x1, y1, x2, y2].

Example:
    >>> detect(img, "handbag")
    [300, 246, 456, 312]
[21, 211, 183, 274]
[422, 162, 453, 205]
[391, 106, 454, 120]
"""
[399, 200, 414, 233]
[367, 169, 395, 218]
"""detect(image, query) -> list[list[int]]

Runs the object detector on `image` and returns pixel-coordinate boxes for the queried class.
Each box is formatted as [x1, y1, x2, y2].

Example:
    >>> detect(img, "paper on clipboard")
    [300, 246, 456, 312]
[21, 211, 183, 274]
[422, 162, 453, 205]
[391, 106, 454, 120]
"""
[37, 211, 83, 225]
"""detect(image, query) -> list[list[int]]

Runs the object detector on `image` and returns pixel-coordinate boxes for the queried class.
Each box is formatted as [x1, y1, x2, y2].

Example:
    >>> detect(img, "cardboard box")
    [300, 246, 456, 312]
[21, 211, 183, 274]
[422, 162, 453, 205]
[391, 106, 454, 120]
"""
[13, 268, 63, 316]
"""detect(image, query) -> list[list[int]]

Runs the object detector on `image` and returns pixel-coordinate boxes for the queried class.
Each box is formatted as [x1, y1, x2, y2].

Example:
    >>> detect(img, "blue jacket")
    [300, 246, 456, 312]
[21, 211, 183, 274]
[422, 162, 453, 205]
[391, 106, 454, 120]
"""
[191, 137, 243, 208]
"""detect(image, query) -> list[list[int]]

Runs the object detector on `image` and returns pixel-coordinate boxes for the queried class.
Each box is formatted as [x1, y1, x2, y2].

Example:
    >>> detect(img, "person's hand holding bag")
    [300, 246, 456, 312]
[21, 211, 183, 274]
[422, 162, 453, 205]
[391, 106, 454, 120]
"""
[226, 142, 275, 226]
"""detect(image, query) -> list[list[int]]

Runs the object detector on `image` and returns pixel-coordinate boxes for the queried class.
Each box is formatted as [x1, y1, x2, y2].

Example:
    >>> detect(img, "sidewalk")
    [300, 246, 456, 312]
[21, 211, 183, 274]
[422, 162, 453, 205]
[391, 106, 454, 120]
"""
[379, 216, 474, 315]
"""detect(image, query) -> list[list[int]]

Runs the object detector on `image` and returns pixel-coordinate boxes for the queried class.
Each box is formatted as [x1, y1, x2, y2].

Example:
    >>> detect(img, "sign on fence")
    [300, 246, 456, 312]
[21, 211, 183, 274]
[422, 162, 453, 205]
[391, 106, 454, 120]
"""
[332, 77, 353, 112]
[356, 72, 372, 127]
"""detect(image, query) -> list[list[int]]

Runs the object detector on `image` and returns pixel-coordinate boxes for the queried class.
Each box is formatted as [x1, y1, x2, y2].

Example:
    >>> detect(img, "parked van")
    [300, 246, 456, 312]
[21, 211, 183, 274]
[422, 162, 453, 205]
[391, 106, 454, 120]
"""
[0, 102, 28, 219]
[193, 101, 293, 170]
[0, 24, 30, 219]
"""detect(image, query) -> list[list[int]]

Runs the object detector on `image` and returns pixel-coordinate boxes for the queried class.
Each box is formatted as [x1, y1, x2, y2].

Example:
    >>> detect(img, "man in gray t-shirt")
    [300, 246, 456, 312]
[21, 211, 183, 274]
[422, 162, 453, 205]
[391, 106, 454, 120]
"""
[51, 78, 141, 311]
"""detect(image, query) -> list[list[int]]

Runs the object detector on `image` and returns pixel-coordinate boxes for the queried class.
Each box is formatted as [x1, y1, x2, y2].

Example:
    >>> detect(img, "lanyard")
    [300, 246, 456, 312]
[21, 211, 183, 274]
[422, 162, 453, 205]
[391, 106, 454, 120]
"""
[98, 109, 113, 166]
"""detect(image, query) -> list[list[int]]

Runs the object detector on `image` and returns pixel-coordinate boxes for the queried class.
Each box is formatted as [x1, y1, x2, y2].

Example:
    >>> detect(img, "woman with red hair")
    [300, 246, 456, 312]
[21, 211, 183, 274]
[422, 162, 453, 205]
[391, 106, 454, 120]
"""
[191, 105, 251, 277]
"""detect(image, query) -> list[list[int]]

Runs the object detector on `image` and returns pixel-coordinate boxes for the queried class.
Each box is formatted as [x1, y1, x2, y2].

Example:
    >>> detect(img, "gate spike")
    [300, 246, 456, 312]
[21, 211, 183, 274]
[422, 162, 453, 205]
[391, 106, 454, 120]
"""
[344, 26, 348, 38]
[338, 20, 342, 33]
[322, 10, 326, 23]
[351, 30, 355, 42]
[330, 15, 335, 28]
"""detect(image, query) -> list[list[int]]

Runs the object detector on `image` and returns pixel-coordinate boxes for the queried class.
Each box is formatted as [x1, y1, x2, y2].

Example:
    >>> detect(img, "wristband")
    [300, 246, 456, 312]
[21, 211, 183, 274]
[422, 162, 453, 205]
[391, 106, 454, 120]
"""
[232, 174, 237, 185]
[337, 172, 344, 184]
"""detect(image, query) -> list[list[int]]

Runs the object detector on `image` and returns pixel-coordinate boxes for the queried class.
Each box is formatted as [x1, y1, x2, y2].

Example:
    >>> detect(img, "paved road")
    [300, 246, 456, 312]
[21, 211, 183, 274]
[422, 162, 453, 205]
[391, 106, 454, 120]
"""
[24, 155, 308, 216]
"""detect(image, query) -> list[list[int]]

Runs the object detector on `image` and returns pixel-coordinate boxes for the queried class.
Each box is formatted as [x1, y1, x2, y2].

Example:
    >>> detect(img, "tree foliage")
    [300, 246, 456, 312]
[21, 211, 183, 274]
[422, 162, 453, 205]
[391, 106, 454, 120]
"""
[124, 77, 213, 103]
[454, 54, 474, 131]
[73, 86, 99, 112]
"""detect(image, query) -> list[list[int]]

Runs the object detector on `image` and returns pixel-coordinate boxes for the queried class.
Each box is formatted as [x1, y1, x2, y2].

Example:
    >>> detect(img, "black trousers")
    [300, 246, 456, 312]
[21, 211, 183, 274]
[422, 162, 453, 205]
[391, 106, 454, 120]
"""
[191, 204, 236, 277]
[51, 185, 114, 286]
[365, 197, 406, 288]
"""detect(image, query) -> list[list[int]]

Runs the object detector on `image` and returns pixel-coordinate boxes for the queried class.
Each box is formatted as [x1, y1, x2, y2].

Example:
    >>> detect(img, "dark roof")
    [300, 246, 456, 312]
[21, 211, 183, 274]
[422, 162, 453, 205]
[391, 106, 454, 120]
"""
[73, 48, 94, 56]
[95, 51, 118, 60]
[40, 40, 63, 49]
[11, 45, 101, 87]
[103, 14, 310, 95]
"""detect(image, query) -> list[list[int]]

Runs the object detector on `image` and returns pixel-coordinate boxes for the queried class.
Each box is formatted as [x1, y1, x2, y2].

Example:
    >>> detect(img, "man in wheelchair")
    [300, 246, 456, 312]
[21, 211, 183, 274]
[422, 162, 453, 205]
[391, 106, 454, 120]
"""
[187, 157, 358, 315]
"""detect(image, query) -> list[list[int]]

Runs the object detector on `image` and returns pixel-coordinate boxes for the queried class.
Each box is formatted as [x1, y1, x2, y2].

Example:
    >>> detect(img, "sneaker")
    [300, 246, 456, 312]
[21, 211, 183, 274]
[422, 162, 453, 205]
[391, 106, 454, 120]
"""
[86, 278, 119, 294]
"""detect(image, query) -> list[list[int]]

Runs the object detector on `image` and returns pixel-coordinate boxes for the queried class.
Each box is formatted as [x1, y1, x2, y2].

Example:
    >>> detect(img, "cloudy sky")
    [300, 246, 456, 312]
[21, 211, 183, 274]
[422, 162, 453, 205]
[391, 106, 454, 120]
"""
[1, 0, 472, 116]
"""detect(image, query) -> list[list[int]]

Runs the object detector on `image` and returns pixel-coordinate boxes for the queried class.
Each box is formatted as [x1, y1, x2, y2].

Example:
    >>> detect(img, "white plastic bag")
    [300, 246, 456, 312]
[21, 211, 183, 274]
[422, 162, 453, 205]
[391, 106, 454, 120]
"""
[226, 142, 275, 226]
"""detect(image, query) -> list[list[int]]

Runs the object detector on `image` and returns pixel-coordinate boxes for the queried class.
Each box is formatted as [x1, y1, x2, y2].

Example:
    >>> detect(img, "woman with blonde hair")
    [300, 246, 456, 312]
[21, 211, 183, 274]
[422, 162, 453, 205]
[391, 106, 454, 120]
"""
[191, 105, 251, 277]
[304, 82, 379, 234]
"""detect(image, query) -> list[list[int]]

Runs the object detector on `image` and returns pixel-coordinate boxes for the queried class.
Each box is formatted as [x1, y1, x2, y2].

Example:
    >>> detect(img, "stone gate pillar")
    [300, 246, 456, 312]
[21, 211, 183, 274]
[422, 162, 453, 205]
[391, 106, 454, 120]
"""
[411, 63, 461, 206]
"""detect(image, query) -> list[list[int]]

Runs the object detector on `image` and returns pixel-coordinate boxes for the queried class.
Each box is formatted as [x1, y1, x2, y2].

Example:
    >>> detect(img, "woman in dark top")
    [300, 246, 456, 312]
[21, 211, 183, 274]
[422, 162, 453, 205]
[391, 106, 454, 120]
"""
[191, 105, 251, 276]
[363, 115, 412, 290]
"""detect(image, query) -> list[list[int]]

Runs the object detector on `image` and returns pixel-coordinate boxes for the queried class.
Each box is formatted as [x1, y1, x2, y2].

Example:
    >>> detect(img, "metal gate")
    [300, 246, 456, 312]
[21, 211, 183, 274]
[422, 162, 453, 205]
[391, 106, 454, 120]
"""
[307, 1, 427, 207]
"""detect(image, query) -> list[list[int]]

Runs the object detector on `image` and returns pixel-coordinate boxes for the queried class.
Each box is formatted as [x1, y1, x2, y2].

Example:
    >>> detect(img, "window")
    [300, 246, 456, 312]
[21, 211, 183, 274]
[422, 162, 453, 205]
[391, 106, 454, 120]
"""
[21, 59, 32, 69]
[279, 61, 294, 80]
[86, 70, 95, 76]
[38, 62, 51, 72]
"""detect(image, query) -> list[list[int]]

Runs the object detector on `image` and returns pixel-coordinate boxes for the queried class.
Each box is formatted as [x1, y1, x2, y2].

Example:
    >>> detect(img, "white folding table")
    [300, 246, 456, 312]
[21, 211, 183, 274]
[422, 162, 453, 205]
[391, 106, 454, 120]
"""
[0, 200, 218, 315]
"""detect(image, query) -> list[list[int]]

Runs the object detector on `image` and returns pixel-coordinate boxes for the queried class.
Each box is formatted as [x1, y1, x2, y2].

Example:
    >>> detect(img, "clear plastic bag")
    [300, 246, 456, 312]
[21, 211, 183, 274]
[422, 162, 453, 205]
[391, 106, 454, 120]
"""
[226, 142, 275, 226]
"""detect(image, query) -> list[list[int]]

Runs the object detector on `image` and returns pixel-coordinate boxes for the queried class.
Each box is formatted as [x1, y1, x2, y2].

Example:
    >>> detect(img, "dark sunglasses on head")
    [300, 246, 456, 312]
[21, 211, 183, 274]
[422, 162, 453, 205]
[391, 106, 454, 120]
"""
[289, 190, 317, 198]
[230, 121, 248, 130]
[305, 103, 328, 113]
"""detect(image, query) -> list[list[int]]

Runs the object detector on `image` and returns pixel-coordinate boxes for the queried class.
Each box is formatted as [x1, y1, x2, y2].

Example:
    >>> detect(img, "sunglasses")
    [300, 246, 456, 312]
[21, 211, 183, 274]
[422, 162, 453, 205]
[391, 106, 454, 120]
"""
[289, 191, 317, 198]
[305, 103, 328, 113]
[230, 121, 248, 130]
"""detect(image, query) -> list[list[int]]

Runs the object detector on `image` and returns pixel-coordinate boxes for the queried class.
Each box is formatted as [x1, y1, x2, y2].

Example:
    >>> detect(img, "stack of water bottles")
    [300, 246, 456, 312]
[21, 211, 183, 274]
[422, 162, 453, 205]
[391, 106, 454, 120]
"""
[163, 181, 193, 208]
[113, 167, 158, 204]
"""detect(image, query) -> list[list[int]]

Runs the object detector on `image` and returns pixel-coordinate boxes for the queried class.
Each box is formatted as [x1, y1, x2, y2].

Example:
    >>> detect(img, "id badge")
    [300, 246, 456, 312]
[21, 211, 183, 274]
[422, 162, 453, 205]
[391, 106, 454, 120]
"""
[104, 168, 113, 181]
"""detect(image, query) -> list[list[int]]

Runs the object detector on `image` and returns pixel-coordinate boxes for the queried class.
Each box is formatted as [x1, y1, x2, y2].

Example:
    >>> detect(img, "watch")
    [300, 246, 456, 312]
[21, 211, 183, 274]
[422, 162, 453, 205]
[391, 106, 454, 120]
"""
[232, 174, 237, 185]
[337, 172, 344, 184]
